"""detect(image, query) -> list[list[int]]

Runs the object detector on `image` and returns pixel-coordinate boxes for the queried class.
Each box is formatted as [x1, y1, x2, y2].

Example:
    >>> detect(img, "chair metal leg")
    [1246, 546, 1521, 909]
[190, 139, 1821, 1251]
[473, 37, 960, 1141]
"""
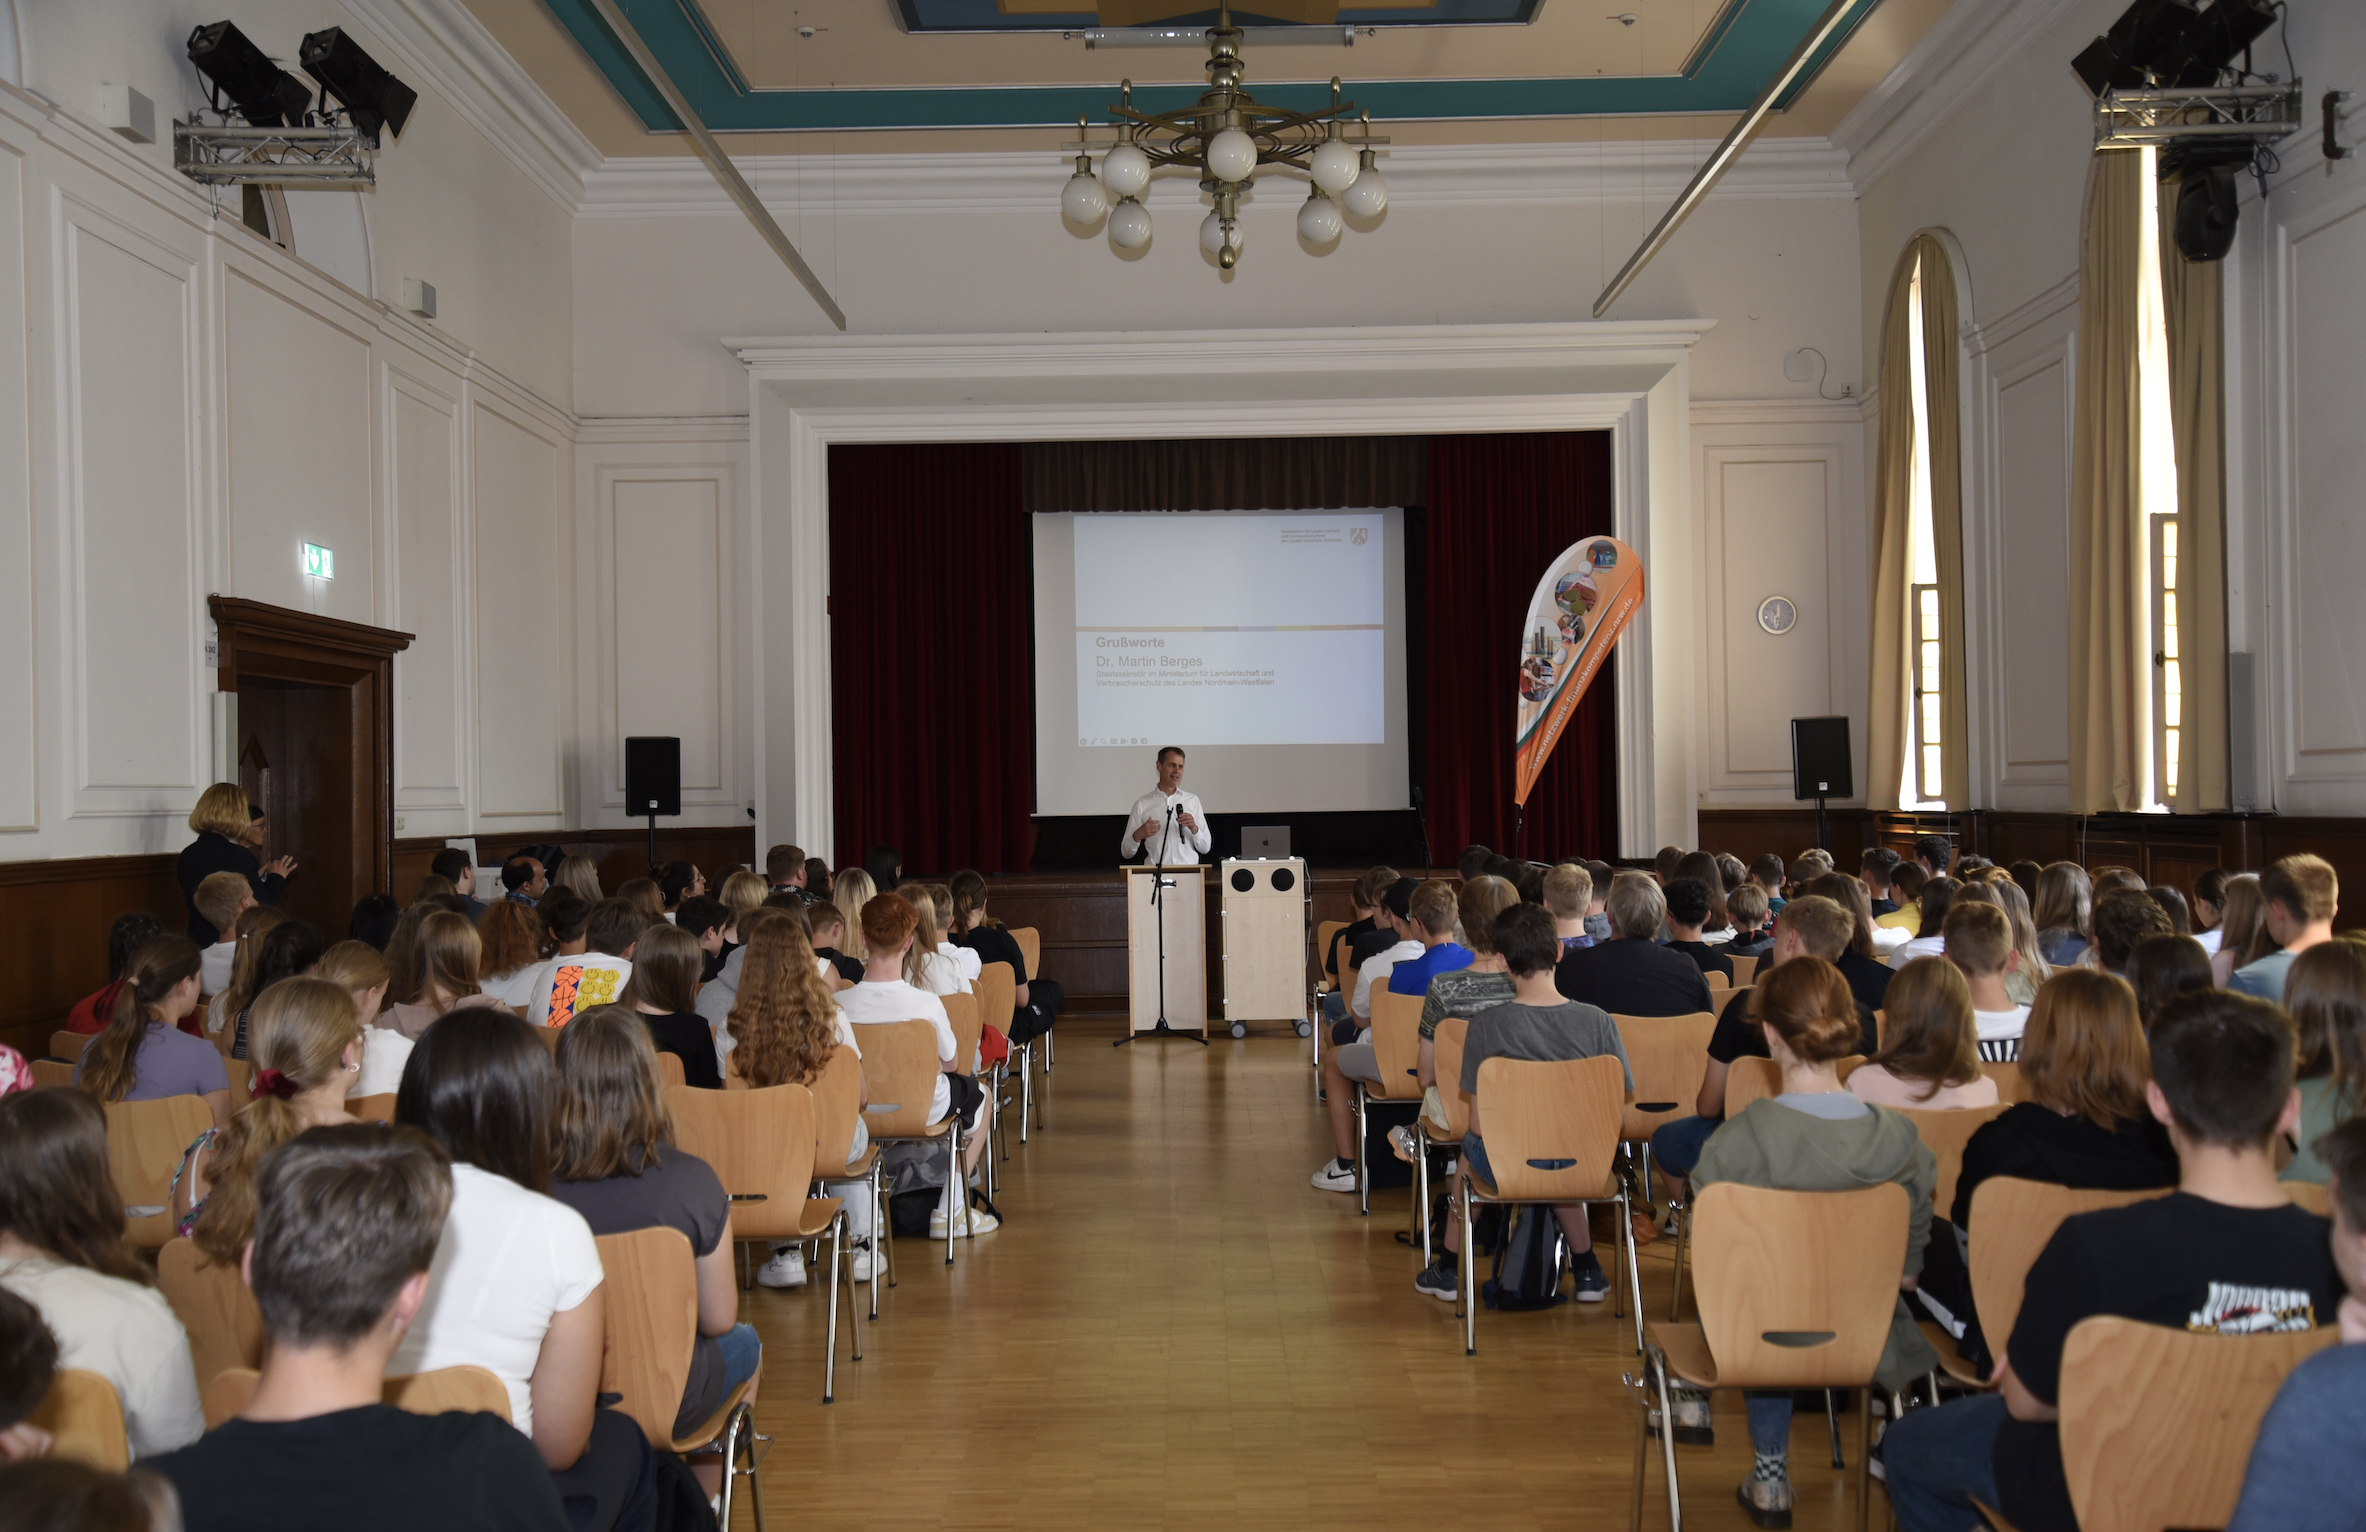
[1857, 1386, 1874, 1532]
[1650, 1347, 1684, 1532]
[1042, 1026, 1053, 1072]
[1826, 1388, 1845, 1469]
[840, 1211, 861, 1364]
[877, 1167, 897, 1297]
[1019, 1042, 1034, 1141]
[822, 1215, 841, 1402]
[1629, 1376, 1649, 1532]
[1669, 1198, 1691, 1321]
[1414, 1135, 1432, 1265]
[1459, 1178, 1477, 1357]
[981, 1092, 997, 1207]
[946, 1119, 963, 1266]
[1354, 1084, 1370, 1217]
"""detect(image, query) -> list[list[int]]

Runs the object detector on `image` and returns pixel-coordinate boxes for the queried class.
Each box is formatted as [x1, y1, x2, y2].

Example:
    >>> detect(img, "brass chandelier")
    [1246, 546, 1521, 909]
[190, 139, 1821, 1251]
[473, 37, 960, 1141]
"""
[1058, 13, 1389, 269]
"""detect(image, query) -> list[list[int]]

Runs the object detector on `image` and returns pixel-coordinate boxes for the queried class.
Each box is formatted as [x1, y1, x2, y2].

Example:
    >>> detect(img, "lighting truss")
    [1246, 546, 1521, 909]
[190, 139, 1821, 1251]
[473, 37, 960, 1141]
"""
[2093, 83, 2303, 148]
[173, 121, 374, 187]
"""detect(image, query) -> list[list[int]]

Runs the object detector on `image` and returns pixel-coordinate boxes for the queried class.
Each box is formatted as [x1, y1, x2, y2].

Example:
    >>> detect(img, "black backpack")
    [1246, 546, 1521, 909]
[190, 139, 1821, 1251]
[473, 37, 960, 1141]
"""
[1481, 1205, 1566, 1311]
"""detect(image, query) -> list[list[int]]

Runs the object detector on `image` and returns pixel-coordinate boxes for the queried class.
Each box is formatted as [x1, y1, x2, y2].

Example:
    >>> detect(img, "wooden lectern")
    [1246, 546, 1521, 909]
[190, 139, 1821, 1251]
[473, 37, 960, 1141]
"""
[1122, 865, 1206, 1042]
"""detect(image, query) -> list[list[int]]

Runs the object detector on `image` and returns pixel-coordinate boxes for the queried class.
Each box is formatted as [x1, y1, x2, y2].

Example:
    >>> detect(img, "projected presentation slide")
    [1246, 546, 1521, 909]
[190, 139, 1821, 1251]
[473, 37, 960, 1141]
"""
[1071, 512, 1386, 747]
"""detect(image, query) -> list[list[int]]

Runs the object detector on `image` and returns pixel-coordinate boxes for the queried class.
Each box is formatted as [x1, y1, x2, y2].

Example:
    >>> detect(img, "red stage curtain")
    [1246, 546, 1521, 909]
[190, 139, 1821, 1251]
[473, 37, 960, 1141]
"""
[827, 443, 1034, 874]
[1424, 432, 1620, 862]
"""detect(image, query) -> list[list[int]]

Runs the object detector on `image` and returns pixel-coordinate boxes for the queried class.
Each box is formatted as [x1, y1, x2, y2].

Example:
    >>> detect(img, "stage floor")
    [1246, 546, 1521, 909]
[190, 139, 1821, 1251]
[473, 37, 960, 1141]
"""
[735, 1022, 1884, 1529]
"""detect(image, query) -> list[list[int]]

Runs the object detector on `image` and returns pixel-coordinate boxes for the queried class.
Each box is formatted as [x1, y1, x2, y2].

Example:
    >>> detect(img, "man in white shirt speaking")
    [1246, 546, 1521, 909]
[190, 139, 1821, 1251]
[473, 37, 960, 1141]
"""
[1121, 745, 1213, 866]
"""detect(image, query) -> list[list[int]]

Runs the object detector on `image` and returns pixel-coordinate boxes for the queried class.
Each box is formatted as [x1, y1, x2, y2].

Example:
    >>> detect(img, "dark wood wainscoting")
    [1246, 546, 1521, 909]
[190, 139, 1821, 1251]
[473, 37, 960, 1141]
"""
[0, 855, 187, 1060]
[392, 826, 760, 904]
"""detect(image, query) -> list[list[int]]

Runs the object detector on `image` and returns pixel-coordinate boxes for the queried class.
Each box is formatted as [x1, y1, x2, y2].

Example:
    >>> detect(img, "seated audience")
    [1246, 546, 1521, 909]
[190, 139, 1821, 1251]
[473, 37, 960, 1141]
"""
[803, 858, 832, 900]
[901, 884, 977, 995]
[1413, 903, 1633, 1306]
[1668, 852, 1732, 940]
[412, 873, 460, 906]
[530, 899, 641, 1028]
[2090, 864, 2147, 899]
[430, 847, 488, 921]
[75, 935, 231, 1130]
[2145, 884, 2192, 934]
[1319, 868, 1400, 1024]
[1799, 871, 1898, 1008]
[1456, 844, 1494, 882]
[1914, 833, 1954, 880]
[655, 860, 704, 919]
[383, 911, 508, 1041]
[694, 905, 777, 1060]
[477, 898, 549, 1010]
[66, 914, 164, 1034]
[0, 1285, 58, 1462]
[2213, 871, 2269, 988]
[718, 870, 768, 926]
[1554, 874, 1716, 1019]
[2007, 859, 2043, 906]
[1542, 863, 1594, 953]
[1678, 956, 1937, 1522]
[1391, 877, 1521, 1160]
[2191, 866, 2230, 956]
[226, 920, 325, 1061]
[617, 923, 719, 1090]
[1748, 854, 1788, 918]
[1387, 881, 1473, 996]
[762, 844, 805, 896]
[316, 940, 408, 1097]
[950, 870, 1063, 1044]
[537, 891, 593, 965]
[2089, 890, 2175, 980]
[863, 845, 903, 896]
[1880, 863, 1930, 933]
[2283, 939, 2366, 1184]
[172, 977, 365, 1249]
[829, 869, 877, 960]
[671, 895, 730, 984]
[203, 904, 287, 1047]
[549, 1008, 757, 1481]
[147, 1122, 572, 1532]
[805, 904, 863, 989]
[2231, 853, 2340, 1002]
[1311, 880, 1460, 1194]
[1889, 876, 1961, 970]
[0, 1089, 204, 1457]
[1652, 846, 1684, 886]
[1862, 846, 1903, 915]
[1848, 957, 1998, 1110]
[1726, 884, 1775, 958]
[1345, 880, 1424, 1027]
[613, 878, 664, 930]
[501, 854, 548, 906]
[1716, 853, 1749, 901]
[2226, 1118, 2366, 1532]
[548, 855, 603, 903]
[834, 895, 994, 1240]
[190, 873, 253, 996]
[2031, 862, 2093, 968]
[347, 892, 401, 952]
[2128, 932, 2214, 1030]
[176, 784, 289, 946]
[1990, 880, 2051, 1006]
[1885, 988, 2343, 1532]
[1582, 861, 1616, 939]
[1942, 902, 2030, 1061]
[1661, 879, 1733, 980]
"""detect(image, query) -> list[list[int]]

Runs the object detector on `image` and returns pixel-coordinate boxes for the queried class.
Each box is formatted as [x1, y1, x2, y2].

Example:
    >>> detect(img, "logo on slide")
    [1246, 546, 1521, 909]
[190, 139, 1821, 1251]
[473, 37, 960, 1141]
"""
[1350, 527, 1369, 545]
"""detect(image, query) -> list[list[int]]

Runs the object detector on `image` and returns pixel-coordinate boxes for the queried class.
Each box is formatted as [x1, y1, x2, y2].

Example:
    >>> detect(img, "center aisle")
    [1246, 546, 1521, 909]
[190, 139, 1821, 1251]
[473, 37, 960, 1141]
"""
[738, 1029, 1853, 1529]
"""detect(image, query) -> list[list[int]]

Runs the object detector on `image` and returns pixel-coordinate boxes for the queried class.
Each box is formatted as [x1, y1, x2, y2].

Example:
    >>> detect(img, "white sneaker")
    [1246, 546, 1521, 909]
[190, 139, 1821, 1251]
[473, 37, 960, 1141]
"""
[928, 1205, 1001, 1239]
[850, 1239, 879, 1283]
[755, 1246, 806, 1289]
[1309, 1159, 1358, 1193]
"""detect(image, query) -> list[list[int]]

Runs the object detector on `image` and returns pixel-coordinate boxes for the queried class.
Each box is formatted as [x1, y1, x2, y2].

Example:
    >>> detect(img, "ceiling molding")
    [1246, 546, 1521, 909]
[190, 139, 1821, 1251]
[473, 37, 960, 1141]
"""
[340, 0, 603, 210]
[581, 136, 1854, 218]
[1829, 0, 2085, 191]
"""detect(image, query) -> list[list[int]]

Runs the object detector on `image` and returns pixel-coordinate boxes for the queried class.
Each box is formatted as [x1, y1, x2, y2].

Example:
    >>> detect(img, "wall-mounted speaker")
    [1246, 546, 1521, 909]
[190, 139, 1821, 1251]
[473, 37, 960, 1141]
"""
[624, 736, 681, 817]
[1791, 716, 1853, 801]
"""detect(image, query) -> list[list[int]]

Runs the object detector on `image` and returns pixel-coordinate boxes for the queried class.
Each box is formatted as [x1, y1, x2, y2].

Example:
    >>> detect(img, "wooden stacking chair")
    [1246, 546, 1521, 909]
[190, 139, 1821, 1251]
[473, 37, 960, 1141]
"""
[345, 1092, 396, 1123]
[102, 1094, 214, 1248]
[655, 1051, 687, 1090]
[223, 1057, 252, 1102]
[1457, 1053, 1643, 1357]
[1631, 1182, 1911, 1532]
[28, 1371, 127, 1469]
[1704, 970, 1730, 992]
[974, 961, 1024, 1154]
[1965, 1179, 2174, 1382]
[1894, 1103, 2011, 1226]
[1357, 990, 1427, 1216]
[157, 1238, 264, 1394]
[941, 992, 992, 1206]
[205, 1365, 512, 1430]
[2283, 1179, 2330, 1216]
[1313, 919, 1347, 996]
[1412, 1016, 1470, 1267]
[537, 1024, 565, 1053]
[856, 1019, 966, 1267]
[1985, 1059, 2028, 1103]
[1727, 954, 1759, 987]
[30, 1059, 73, 1088]
[1721, 1056, 1866, 1118]
[667, 1083, 851, 1401]
[1008, 927, 1047, 1070]
[595, 1226, 769, 1527]
[807, 1042, 888, 1319]
[1612, 1011, 1715, 1185]
[48, 1030, 87, 1065]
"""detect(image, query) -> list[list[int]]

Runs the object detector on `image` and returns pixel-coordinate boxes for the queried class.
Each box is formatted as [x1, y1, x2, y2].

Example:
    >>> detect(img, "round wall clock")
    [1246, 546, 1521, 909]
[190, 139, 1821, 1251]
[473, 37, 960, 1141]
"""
[1757, 595, 1798, 635]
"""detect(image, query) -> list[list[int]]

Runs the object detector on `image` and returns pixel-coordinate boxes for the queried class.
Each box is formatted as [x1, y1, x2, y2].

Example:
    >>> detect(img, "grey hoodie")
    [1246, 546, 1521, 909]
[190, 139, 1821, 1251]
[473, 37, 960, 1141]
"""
[693, 946, 743, 1079]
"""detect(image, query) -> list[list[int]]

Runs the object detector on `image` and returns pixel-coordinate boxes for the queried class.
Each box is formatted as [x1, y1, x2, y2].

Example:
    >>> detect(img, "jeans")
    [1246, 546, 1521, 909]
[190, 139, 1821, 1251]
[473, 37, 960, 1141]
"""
[1745, 1392, 1793, 1457]
[1321, 990, 1348, 1024]
[1881, 1393, 2006, 1532]
[1461, 1131, 1495, 1187]
[1649, 1113, 1721, 1179]
[716, 1321, 761, 1397]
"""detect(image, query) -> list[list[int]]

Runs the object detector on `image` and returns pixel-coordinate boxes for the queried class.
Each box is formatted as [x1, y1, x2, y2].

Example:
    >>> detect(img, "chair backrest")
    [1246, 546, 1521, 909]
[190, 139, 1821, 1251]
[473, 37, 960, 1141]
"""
[157, 1238, 264, 1393]
[1366, 991, 1425, 1101]
[942, 991, 983, 1075]
[592, 1225, 703, 1450]
[48, 1029, 86, 1063]
[1009, 926, 1041, 980]
[201, 1367, 256, 1430]
[976, 961, 1017, 1041]
[537, 1024, 565, 1052]
[2282, 1179, 2330, 1216]
[808, 1042, 863, 1172]
[1985, 1060, 2028, 1103]
[28, 1370, 128, 1468]
[1690, 1181, 1912, 1389]
[346, 1092, 397, 1123]
[2058, 1316, 2336, 1532]
[856, 1019, 948, 1138]
[223, 1056, 252, 1102]
[1472, 1054, 1625, 1202]
[1728, 954, 1759, 987]
[30, 1059, 74, 1088]
[208, 1365, 511, 1431]
[1722, 1056, 1865, 1118]
[1968, 1178, 2175, 1360]
[1314, 919, 1347, 985]
[1892, 1103, 2011, 1218]
[1705, 970, 1730, 992]
[1614, 1012, 1716, 1143]
[666, 1082, 818, 1243]
[102, 1094, 216, 1208]
[655, 1050, 686, 1090]
[1431, 1017, 1472, 1139]
[1875, 1009, 1889, 1049]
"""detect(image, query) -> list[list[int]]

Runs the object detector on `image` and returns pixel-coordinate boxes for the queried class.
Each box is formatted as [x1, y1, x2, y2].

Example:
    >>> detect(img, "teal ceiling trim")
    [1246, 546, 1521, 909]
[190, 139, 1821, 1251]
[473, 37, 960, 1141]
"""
[537, 0, 1881, 135]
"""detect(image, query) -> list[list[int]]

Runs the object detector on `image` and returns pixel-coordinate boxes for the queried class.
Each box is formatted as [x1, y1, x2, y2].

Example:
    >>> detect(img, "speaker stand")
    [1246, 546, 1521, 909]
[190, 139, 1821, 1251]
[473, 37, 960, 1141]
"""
[645, 813, 657, 873]
[1814, 794, 1829, 856]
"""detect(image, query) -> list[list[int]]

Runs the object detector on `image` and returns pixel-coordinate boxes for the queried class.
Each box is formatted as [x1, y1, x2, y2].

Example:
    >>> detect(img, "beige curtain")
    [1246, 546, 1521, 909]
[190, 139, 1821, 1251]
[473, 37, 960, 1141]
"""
[2158, 179, 2230, 812]
[2069, 151, 2149, 813]
[1867, 233, 1969, 810]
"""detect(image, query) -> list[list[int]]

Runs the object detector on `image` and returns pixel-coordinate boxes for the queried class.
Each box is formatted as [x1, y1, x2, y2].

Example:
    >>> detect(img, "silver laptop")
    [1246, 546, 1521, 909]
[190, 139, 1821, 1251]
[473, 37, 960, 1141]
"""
[1240, 825, 1290, 859]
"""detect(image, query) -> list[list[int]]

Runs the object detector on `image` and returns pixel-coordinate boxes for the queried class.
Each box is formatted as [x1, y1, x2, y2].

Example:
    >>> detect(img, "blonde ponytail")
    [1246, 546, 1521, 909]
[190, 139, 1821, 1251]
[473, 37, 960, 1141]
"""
[189, 977, 360, 1263]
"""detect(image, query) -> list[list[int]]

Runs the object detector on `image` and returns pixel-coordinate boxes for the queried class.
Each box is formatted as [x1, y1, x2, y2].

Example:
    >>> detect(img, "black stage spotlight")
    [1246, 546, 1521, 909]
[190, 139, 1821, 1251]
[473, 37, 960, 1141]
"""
[298, 27, 417, 146]
[2162, 140, 2254, 261]
[2154, 0, 2277, 87]
[187, 21, 313, 127]
[2072, 0, 2199, 95]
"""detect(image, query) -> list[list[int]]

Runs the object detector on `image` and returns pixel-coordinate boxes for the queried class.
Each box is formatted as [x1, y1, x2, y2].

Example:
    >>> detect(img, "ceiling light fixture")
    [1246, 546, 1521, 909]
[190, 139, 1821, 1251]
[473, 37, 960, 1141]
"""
[1057, 9, 1386, 270]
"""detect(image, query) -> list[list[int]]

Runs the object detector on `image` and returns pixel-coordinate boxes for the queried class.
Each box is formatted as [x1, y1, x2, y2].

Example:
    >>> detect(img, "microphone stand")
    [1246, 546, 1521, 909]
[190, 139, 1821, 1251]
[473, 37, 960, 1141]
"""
[1116, 800, 1207, 1048]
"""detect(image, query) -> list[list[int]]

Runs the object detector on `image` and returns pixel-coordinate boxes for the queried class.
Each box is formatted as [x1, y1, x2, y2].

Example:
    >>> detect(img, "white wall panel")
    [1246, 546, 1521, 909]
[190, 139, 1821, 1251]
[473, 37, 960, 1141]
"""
[473, 404, 566, 819]
[1993, 353, 2073, 787]
[61, 203, 201, 812]
[389, 368, 464, 811]
[0, 135, 31, 832]
[2287, 205, 2366, 774]
[223, 271, 374, 622]
[610, 476, 724, 796]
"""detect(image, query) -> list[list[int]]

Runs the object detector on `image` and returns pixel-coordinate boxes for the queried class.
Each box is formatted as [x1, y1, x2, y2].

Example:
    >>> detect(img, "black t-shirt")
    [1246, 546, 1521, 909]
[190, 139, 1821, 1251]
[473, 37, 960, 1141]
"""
[1949, 1104, 2177, 1228]
[640, 1012, 722, 1090]
[1994, 1194, 2344, 1532]
[1328, 916, 1376, 978]
[954, 924, 1030, 984]
[1666, 939, 1734, 981]
[1837, 949, 1895, 1011]
[1870, 896, 1899, 916]
[1348, 926, 1399, 972]
[812, 947, 865, 985]
[148, 1403, 567, 1532]
[1553, 938, 1717, 1019]
[1704, 985, 1878, 1071]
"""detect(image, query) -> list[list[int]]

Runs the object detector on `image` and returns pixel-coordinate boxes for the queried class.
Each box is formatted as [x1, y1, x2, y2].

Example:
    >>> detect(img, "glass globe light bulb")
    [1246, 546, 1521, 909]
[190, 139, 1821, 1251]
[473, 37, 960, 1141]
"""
[1310, 138, 1360, 195]
[1062, 166, 1109, 224]
[1339, 153, 1388, 218]
[1205, 128, 1257, 184]
[1102, 142, 1152, 198]
[1297, 189, 1343, 245]
[1198, 209, 1241, 256]
[1109, 196, 1153, 250]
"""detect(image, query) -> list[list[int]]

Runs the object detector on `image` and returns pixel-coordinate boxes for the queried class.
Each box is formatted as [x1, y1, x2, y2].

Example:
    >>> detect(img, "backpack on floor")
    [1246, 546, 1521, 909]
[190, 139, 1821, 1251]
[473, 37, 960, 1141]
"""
[1482, 1205, 1566, 1311]
[1360, 1100, 1417, 1191]
[888, 1185, 939, 1239]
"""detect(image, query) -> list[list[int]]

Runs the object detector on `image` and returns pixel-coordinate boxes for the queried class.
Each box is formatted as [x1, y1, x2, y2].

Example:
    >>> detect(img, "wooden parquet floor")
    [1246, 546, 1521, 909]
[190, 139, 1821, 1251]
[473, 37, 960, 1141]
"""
[738, 1026, 1886, 1530]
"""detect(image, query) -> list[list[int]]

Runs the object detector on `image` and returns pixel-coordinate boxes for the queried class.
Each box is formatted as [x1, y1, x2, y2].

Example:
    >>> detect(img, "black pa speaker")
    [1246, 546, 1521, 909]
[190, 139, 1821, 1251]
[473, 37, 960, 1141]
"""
[624, 737, 681, 817]
[1791, 717, 1853, 801]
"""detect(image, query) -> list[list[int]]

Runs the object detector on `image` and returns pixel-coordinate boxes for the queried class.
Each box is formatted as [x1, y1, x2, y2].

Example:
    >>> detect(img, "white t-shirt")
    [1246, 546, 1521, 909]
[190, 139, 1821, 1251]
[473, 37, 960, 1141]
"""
[1354, 939, 1424, 1020]
[480, 966, 542, 1010]
[350, 1025, 413, 1096]
[1973, 1004, 2032, 1062]
[2195, 927, 2224, 956]
[834, 979, 955, 1122]
[199, 940, 237, 995]
[0, 1255, 203, 1460]
[1890, 934, 1946, 970]
[913, 948, 972, 998]
[939, 941, 982, 983]
[528, 953, 634, 1026]
[387, 1163, 603, 1435]
[1869, 924, 1914, 956]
